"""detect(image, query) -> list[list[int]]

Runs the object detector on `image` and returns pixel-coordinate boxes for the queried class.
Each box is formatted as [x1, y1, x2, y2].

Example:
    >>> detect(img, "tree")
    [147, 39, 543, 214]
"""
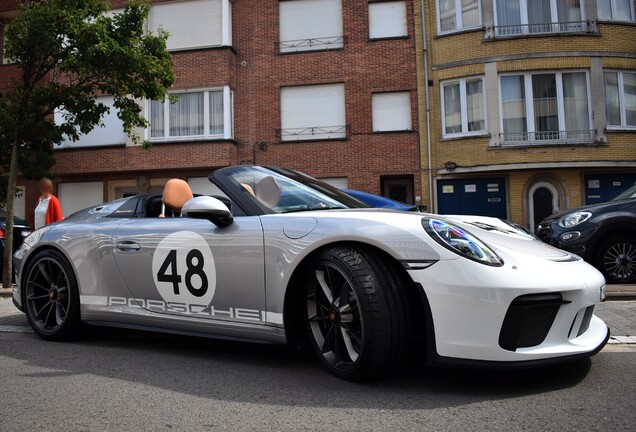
[0, 0, 175, 287]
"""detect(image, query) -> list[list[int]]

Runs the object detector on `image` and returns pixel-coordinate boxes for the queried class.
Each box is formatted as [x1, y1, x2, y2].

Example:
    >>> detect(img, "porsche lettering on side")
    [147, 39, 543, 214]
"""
[12, 166, 609, 381]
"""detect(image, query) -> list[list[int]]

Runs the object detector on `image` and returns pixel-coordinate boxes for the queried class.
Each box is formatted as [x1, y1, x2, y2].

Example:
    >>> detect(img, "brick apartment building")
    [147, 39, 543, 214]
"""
[1, 0, 422, 225]
[415, 0, 636, 229]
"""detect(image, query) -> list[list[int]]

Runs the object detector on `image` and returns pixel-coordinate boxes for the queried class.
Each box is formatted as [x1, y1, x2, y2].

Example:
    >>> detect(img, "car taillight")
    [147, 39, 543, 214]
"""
[0, 228, 5, 238]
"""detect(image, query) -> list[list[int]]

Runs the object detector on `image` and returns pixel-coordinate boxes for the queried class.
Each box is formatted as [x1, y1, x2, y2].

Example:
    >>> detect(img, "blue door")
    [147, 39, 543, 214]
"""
[437, 178, 507, 218]
[584, 173, 636, 205]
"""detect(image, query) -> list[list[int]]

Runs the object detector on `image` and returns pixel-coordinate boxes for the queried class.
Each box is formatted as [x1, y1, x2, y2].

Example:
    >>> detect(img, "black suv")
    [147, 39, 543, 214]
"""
[536, 185, 636, 284]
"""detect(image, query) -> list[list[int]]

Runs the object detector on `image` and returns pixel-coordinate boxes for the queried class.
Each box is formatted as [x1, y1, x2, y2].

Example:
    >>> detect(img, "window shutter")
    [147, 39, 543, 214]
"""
[369, 1, 408, 39]
[279, 0, 343, 52]
[149, 0, 222, 50]
[58, 182, 104, 216]
[280, 84, 346, 140]
[372, 92, 412, 132]
[56, 97, 127, 148]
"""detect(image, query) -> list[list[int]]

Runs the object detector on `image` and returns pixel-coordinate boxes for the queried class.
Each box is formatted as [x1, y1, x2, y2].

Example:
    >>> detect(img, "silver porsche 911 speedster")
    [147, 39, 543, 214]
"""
[12, 165, 609, 381]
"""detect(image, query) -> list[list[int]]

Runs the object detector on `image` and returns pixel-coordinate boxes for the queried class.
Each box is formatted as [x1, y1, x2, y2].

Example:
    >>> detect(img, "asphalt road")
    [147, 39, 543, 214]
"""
[0, 325, 635, 432]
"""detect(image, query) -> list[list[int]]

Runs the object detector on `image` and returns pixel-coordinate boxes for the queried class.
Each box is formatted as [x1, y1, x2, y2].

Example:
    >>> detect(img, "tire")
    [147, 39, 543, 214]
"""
[23, 249, 81, 341]
[594, 236, 636, 284]
[303, 245, 411, 381]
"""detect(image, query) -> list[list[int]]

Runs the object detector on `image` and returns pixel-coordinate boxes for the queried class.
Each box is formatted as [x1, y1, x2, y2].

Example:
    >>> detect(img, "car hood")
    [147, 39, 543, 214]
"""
[541, 199, 634, 224]
[443, 215, 572, 260]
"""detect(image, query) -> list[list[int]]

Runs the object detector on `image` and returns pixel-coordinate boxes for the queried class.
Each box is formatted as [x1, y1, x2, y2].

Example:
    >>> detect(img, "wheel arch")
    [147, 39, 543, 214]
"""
[588, 221, 636, 261]
[282, 240, 429, 351]
[19, 244, 76, 305]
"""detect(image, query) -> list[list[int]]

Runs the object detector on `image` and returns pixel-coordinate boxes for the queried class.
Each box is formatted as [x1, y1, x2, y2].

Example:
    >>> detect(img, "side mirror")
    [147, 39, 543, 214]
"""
[181, 196, 234, 228]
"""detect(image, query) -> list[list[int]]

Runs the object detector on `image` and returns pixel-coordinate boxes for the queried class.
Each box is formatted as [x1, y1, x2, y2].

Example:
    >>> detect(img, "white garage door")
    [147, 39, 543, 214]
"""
[319, 177, 349, 189]
[59, 182, 104, 217]
[187, 177, 226, 197]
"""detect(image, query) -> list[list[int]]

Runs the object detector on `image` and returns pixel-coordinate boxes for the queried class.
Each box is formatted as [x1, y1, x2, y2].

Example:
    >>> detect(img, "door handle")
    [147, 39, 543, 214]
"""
[116, 241, 141, 252]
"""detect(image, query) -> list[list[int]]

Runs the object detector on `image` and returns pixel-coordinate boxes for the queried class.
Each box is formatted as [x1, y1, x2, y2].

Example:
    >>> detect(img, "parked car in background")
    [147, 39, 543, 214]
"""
[0, 210, 31, 279]
[343, 189, 425, 212]
[536, 185, 636, 284]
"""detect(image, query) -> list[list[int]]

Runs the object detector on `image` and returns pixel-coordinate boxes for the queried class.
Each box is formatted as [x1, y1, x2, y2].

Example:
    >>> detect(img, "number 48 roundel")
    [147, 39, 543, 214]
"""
[151, 231, 217, 307]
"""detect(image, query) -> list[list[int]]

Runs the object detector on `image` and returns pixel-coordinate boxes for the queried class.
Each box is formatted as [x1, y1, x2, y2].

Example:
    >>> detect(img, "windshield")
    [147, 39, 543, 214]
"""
[215, 166, 369, 214]
[611, 185, 636, 201]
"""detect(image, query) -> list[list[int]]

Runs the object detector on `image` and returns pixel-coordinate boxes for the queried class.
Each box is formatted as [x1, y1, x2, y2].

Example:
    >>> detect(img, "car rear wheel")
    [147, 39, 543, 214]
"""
[24, 250, 81, 340]
[595, 236, 636, 284]
[303, 246, 410, 381]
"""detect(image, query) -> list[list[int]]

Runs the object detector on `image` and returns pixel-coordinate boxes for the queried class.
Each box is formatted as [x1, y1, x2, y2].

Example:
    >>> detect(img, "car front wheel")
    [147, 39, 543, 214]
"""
[303, 246, 410, 381]
[23, 249, 81, 340]
[595, 236, 636, 284]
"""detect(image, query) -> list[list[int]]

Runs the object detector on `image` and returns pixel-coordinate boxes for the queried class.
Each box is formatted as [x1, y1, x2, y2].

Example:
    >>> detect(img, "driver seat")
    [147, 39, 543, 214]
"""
[161, 179, 194, 217]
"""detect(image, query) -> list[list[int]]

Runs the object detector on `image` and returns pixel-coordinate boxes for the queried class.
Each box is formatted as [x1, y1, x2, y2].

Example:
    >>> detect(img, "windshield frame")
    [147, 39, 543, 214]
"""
[210, 165, 369, 216]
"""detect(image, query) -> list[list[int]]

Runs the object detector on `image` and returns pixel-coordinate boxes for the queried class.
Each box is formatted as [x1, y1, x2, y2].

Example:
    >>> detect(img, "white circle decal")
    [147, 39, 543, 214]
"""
[152, 231, 217, 307]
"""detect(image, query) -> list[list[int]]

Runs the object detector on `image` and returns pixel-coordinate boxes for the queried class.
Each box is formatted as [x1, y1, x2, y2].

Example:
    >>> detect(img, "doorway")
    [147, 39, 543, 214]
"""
[381, 176, 414, 204]
[529, 182, 559, 230]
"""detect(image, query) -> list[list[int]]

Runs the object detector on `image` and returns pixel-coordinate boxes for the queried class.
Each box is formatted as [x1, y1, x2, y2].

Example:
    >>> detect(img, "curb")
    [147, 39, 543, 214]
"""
[0, 288, 13, 299]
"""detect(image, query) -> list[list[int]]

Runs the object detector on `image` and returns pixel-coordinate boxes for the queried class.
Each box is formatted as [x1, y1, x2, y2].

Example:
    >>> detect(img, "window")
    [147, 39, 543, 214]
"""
[495, 0, 585, 36]
[280, 84, 346, 141]
[598, 0, 635, 22]
[279, 0, 343, 53]
[604, 71, 636, 129]
[372, 92, 412, 132]
[2, 23, 13, 64]
[58, 182, 104, 216]
[369, 1, 408, 39]
[149, 0, 231, 51]
[437, 0, 481, 34]
[149, 87, 233, 141]
[499, 71, 592, 144]
[441, 77, 485, 137]
[55, 96, 126, 149]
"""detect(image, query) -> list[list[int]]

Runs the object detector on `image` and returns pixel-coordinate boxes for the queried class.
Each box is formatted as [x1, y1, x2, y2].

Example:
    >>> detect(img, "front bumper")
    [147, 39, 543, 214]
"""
[408, 253, 608, 364]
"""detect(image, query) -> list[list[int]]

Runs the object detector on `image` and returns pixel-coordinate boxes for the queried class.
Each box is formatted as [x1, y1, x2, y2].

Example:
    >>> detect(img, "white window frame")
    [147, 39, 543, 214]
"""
[605, 70, 636, 130]
[440, 76, 487, 138]
[280, 83, 347, 141]
[279, 0, 344, 53]
[372, 91, 412, 132]
[498, 70, 593, 144]
[55, 96, 127, 149]
[494, 0, 587, 36]
[368, 1, 408, 40]
[597, 0, 636, 22]
[147, 86, 233, 142]
[436, 0, 482, 35]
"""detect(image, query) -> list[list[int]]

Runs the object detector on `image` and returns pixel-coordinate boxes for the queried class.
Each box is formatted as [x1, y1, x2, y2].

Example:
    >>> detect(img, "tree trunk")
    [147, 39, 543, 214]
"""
[3, 142, 19, 288]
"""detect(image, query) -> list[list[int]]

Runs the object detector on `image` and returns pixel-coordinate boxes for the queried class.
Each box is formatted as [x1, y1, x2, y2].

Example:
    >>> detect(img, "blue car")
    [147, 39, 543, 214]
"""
[343, 189, 424, 212]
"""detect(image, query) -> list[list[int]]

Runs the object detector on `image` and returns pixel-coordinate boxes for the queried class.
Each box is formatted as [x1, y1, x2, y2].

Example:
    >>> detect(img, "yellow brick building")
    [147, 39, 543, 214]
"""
[414, 0, 636, 229]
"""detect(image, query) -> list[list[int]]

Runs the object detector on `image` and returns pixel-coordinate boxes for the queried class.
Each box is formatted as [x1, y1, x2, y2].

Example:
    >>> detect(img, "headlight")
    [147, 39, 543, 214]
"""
[559, 211, 592, 228]
[423, 218, 504, 266]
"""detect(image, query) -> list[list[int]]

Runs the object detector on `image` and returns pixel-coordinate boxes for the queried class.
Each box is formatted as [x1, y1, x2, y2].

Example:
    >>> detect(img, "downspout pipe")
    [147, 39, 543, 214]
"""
[420, 0, 434, 211]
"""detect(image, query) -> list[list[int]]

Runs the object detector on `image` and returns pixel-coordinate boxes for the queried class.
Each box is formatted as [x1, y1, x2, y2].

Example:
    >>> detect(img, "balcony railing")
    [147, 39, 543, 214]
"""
[493, 20, 593, 37]
[279, 125, 348, 141]
[279, 36, 345, 53]
[500, 130, 596, 146]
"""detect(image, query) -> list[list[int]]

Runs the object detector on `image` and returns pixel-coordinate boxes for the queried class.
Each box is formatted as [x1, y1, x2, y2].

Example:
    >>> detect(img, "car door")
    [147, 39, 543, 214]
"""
[112, 216, 266, 324]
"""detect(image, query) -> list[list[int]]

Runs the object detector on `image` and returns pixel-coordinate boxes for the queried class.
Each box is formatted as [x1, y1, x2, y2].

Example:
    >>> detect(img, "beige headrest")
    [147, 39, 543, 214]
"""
[162, 179, 194, 212]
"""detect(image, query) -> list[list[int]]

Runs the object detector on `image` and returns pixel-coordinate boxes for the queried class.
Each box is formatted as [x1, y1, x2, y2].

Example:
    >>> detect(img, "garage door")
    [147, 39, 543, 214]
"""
[58, 182, 104, 217]
[437, 178, 507, 219]
[187, 177, 225, 196]
[319, 177, 349, 189]
[584, 173, 636, 205]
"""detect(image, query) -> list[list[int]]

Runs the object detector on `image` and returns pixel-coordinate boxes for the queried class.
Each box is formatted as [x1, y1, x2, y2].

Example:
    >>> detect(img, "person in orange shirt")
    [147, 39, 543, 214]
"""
[34, 177, 63, 229]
